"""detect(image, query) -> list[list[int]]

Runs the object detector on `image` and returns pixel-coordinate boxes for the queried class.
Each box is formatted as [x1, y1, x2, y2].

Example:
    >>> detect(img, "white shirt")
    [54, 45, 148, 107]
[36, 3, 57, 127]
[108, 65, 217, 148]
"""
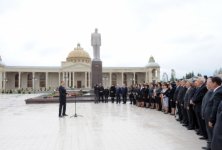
[214, 85, 221, 92]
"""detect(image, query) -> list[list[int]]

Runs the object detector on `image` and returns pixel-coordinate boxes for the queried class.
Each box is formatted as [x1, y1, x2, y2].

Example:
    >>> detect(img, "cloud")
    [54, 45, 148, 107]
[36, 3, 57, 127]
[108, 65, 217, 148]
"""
[0, 0, 222, 79]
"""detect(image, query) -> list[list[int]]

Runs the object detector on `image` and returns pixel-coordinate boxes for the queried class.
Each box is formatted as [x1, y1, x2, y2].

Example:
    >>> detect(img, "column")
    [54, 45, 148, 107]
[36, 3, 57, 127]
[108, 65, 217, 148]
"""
[65, 72, 68, 86]
[32, 72, 35, 90]
[46, 72, 48, 89]
[88, 72, 90, 88]
[18, 72, 21, 89]
[85, 72, 87, 88]
[62, 72, 65, 81]
[0, 72, 2, 90]
[133, 72, 135, 84]
[58, 72, 61, 86]
[109, 72, 112, 86]
[145, 72, 147, 83]
[69, 72, 71, 87]
[121, 72, 124, 85]
[3, 72, 6, 90]
[72, 72, 75, 88]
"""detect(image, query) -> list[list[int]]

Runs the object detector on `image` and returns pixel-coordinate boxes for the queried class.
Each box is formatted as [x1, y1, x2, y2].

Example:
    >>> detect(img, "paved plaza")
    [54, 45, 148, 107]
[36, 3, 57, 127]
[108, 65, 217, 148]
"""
[0, 94, 205, 150]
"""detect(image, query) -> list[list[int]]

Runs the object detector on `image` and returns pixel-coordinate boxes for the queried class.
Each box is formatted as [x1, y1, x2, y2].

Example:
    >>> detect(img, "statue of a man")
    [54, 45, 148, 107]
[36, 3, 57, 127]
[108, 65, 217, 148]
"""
[91, 28, 101, 61]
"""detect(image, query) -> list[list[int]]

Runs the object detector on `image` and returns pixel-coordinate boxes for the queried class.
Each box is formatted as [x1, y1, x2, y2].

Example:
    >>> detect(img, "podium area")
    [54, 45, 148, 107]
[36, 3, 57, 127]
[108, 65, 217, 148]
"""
[0, 94, 205, 150]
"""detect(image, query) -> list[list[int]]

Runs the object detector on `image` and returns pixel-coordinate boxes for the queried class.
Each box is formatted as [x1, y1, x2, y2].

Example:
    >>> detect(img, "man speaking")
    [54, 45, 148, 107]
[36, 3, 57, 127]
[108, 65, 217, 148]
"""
[58, 80, 68, 117]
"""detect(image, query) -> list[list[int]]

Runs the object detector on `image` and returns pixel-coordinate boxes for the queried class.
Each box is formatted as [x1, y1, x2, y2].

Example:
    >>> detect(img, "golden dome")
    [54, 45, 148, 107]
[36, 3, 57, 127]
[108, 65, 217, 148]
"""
[66, 43, 91, 63]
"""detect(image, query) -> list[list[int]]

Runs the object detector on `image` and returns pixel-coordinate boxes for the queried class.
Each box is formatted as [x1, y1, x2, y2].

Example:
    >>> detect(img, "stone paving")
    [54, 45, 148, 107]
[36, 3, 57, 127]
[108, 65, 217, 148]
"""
[0, 94, 205, 150]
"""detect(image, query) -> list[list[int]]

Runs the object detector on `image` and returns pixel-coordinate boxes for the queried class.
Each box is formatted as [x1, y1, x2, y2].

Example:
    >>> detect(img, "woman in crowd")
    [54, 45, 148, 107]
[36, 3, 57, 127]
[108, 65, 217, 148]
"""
[169, 82, 176, 115]
[161, 83, 170, 114]
[155, 82, 162, 111]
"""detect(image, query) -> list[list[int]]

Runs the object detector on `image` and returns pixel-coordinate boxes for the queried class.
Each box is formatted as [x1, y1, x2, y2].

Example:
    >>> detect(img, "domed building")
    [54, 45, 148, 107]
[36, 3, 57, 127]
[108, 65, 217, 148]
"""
[0, 44, 160, 91]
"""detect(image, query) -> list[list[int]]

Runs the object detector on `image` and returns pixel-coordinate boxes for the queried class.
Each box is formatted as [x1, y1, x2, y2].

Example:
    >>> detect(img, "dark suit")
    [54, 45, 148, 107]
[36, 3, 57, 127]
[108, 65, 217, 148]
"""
[209, 86, 222, 125]
[109, 85, 116, 103]
[211, 101, 222, 150]
[192, 84, 208, 137]
[202, 90, 214, 149]
[184, 87, 196, 127]
[59, 85, 67, 116]
[116, 87, 122, 103]
[98, 85, 104, 102]
[122, 87, 128, 104]
[177, 86, 187, 121]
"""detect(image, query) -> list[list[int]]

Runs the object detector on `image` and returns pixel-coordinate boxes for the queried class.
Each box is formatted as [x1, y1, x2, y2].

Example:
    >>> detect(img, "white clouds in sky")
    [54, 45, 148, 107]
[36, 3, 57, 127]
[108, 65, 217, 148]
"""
[0, 0, 222, 78]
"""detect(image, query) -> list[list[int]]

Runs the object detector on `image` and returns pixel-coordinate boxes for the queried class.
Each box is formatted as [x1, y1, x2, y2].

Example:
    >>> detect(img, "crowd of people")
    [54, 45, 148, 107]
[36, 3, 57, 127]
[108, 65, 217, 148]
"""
[93, 76, 222, 150]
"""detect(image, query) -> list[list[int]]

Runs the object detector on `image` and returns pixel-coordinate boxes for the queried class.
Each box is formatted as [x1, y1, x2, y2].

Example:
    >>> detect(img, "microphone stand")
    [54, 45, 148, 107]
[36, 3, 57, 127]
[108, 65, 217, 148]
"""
[70, 95, 83, 118]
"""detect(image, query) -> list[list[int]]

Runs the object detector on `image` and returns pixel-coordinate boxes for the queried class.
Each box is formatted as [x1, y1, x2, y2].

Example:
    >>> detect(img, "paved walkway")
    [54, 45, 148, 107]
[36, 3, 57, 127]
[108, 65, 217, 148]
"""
[0, 94, 205, 150]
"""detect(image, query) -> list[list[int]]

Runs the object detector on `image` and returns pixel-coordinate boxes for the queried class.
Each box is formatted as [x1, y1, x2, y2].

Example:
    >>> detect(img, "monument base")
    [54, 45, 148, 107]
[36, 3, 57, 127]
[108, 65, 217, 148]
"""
[91, 60, 102, 88]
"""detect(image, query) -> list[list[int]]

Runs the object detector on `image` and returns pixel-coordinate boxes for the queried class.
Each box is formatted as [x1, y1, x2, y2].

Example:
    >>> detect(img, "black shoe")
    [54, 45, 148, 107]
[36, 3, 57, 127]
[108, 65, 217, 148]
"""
[187, 127, 194, 130]
[59, 115, 63, 118]
[63, 114, 68, 116]
[182, 124, 188, 126]
[199, 137, 207, 140]
[202, 147, 211, 150]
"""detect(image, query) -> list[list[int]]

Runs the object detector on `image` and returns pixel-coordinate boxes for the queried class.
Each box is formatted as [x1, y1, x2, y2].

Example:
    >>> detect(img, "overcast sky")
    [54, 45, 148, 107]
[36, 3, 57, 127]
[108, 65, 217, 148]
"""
[0, 0, 222, 78]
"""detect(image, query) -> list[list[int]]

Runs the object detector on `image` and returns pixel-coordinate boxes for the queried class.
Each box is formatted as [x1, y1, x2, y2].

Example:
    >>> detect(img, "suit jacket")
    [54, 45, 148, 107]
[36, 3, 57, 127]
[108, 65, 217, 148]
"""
[209, 86, 222, 124]
[211, 100, 222, 150]
[177, 86, 187, 104]
[184, 87, 196, 108]
[192, 84, 207, 106]
[59, 85, 67, 103]
[201, 90, 213, 120]
[173, 86, 181, 101]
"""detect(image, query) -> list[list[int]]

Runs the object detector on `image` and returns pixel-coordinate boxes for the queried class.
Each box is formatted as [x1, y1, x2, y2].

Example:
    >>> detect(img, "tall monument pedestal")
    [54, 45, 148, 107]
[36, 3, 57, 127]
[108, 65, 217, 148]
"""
[91, 60, 102, 88]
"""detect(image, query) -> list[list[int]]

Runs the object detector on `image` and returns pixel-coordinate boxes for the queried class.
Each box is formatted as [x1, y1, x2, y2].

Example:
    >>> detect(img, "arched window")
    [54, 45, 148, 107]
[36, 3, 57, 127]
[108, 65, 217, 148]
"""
[27, 73, 32, 87]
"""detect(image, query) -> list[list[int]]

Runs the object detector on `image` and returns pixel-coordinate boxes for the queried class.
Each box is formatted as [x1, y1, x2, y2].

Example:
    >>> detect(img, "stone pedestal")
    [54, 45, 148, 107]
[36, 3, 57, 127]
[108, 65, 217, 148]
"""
[91, 61, 102, 88]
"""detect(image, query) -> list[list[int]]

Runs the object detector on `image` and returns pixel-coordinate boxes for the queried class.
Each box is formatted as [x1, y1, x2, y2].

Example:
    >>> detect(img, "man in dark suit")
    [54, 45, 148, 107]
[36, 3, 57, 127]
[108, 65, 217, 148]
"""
[116, 84, 122, 104]
[98, 83, 104, 102]
[207, 76, 222, 150]
[201, 77, 214, 150]
[177, 80, 187, 122]
[191, 77, 208, 139]
[208, 76, 222, 128]
[211, 100, 222, 150]
[122, 84, 128, 104]
[109, 85, 116, 103]
[184, 80, 196, 128]
[94, 84, 99, 103]
[59, 80, 68, 117]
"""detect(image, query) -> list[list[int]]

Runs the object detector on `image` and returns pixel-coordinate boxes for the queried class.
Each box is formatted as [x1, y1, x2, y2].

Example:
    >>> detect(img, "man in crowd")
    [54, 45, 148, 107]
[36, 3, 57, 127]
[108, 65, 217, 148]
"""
[201, 77, 214, 150]
[184, 80, 196, 128]
[98, 83, 104, 102]
[208, 77, 222, 150]
[191, 77, 208, 139]
[122, 84, 128, 104]
[110, 84, 116, 103]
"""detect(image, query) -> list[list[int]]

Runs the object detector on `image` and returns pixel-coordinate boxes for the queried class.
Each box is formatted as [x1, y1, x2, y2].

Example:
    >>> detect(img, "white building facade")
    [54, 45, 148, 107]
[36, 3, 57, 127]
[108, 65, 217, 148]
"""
[0, 44, 160, 92]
